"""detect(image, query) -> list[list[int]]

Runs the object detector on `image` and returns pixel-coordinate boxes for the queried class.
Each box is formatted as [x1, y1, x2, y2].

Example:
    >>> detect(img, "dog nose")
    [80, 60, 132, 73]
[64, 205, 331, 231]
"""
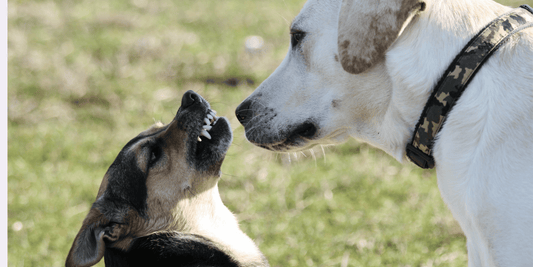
[181, 90, 200, 109]
[235, 100, 253, 126]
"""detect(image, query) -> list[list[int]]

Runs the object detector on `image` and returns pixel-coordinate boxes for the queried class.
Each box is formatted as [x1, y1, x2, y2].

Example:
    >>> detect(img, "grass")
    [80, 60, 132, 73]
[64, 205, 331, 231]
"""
[8, 0, 532, 266]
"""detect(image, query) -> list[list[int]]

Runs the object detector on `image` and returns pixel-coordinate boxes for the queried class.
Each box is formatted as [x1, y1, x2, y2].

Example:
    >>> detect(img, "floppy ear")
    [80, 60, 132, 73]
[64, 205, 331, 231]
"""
[337, 0, 425, 74]
[65, 207, 121, 267]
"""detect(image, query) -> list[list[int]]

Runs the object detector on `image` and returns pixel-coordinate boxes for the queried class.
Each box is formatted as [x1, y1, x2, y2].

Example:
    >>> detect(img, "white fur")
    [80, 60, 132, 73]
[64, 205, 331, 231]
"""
[239, 0, 533, 266]
[175, 183, 266, 265]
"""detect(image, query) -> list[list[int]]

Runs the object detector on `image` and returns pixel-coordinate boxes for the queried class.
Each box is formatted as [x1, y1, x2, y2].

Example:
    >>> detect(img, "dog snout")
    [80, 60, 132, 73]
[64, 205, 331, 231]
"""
[181, 90, 202, 109]
[235, 100, 253, 126]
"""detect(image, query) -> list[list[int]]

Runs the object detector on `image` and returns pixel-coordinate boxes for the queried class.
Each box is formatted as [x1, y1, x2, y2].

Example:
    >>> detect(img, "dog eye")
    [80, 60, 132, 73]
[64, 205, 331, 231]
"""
[149, 146, 162, 166]
[290, 31, 305, 47]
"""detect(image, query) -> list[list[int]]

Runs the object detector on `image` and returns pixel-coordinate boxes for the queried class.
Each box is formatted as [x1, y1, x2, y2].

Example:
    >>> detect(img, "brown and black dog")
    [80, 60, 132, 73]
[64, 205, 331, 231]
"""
[66, 91, 269, 267]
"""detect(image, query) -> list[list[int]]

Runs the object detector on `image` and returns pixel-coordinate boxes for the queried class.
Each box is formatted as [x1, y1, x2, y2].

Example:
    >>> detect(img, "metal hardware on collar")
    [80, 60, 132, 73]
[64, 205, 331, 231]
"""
[407, 5, 533, 169]
[406, 143, 434, 169]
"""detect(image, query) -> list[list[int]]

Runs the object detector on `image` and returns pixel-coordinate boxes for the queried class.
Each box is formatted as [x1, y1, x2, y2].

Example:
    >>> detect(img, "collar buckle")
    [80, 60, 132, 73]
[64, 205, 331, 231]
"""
[406, 143, 435, 169]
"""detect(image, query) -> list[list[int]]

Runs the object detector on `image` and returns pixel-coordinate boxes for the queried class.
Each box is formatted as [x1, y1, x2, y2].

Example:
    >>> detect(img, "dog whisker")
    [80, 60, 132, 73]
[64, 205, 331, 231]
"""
[320, 145, 326, 164]
[309, 149, 317, 167]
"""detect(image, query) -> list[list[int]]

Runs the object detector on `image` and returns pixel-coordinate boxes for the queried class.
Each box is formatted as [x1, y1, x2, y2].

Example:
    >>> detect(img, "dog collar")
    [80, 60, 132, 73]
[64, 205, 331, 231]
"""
[406, 5, 533, 169]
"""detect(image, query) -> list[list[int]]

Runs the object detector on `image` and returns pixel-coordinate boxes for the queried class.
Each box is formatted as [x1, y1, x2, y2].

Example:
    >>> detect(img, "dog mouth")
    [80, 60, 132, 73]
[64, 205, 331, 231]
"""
[197, 109, 218, 142]
[246, 120, 319, 152]
[192, 108, 232, 161]
[176, 91, 233, 172]
[236, 97, 320, 152]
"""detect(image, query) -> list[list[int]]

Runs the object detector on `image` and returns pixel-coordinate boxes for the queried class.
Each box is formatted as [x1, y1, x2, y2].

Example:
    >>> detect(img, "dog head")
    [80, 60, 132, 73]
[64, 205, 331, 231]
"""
[235, 0, 425, 154]
[66, 90, 233, 267]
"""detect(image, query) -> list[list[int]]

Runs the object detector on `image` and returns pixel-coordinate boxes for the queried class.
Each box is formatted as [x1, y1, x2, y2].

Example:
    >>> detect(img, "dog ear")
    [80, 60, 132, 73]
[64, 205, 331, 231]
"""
[337, 0, 425, 74]
[65, 206, 120, 267]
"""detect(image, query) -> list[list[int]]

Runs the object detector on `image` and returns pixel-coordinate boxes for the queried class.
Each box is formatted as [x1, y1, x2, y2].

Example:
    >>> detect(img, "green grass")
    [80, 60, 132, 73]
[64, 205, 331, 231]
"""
[8, 0, 532, 266]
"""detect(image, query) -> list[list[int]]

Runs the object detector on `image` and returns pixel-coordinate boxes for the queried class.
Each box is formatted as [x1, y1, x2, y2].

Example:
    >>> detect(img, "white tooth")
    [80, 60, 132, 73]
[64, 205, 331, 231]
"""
[204, 118, 211, 125]
[207, 114, 213, 120]
[197, 136, 202, 142]
[203, 125, 212, 131]
[201, 129, 212, 139]
[212, 118, 217, 125]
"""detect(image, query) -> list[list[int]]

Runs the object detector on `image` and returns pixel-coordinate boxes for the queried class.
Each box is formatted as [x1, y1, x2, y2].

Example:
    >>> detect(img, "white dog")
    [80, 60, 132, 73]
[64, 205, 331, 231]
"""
[235, 0, 533, 266]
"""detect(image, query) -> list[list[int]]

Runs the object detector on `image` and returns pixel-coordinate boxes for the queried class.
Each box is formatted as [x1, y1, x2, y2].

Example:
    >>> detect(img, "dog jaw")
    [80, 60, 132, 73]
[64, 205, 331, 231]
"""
[172, 183, 268, 266]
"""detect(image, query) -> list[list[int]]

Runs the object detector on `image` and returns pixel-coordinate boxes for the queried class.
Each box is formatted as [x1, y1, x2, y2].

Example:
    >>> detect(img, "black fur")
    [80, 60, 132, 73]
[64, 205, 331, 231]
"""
[104, 233, 239, 267]
[104, 154, 148, 217]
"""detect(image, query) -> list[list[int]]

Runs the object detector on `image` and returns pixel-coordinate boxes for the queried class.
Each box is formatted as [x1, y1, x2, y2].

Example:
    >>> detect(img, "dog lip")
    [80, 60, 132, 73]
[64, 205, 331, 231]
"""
[290, 121, 317, 139]
[244, 120, 319, 152]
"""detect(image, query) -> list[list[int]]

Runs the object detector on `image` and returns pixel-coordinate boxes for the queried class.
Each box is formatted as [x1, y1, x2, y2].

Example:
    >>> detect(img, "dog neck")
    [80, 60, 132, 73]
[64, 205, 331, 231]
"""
[103, 182, 268, 267]
[173, 182, 268, 266]
[377, 0, 510, 162]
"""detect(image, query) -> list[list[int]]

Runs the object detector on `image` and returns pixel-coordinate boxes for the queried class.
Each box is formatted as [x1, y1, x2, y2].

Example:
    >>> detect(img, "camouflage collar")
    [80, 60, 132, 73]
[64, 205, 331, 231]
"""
[406, 5, 533, 169]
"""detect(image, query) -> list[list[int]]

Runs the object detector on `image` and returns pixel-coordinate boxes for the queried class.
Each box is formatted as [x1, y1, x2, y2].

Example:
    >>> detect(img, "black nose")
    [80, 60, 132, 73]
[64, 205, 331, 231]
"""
[235, 100, 253, 126]
[181, 90, 200, 109]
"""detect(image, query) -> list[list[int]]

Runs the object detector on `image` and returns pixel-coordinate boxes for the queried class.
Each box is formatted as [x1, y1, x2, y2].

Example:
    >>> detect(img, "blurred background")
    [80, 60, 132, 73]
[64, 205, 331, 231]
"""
[8, 0, 532, 266]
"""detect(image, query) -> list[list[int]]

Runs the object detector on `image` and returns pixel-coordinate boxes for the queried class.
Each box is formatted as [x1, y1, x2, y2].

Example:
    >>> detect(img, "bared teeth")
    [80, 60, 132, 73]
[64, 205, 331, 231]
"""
[208, 112, 217, 123]
[197, 109, 217, 142]
[200, 129, 211, 139]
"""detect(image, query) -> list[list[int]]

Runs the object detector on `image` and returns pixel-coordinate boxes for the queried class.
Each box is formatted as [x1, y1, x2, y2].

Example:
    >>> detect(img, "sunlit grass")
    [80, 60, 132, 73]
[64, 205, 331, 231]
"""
[8, 0, 531, 266]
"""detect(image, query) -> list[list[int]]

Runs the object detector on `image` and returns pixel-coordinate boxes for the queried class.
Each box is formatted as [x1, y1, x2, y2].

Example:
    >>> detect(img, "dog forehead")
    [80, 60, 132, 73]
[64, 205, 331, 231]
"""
[292, 0, 340, 31]
[124, 122, 173, 159]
